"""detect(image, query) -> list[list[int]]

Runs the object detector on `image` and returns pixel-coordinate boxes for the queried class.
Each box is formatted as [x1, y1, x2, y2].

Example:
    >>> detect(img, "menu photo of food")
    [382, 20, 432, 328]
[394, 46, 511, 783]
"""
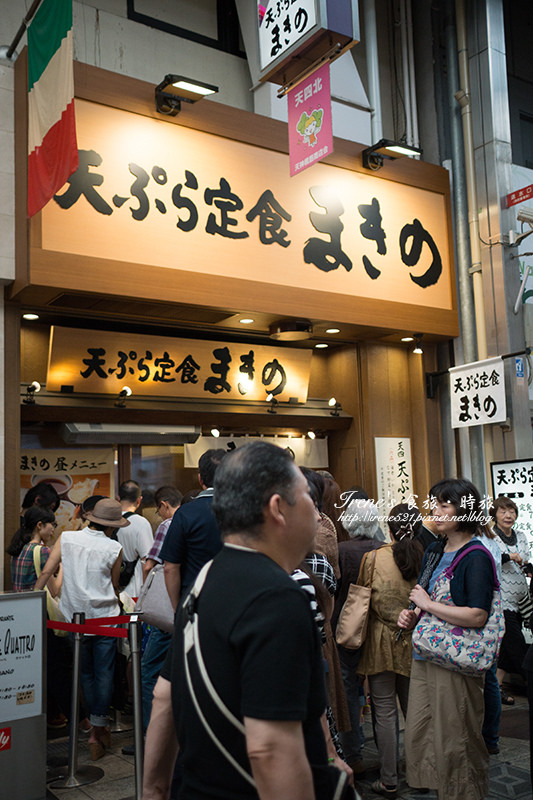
[20, 449, 115, 536]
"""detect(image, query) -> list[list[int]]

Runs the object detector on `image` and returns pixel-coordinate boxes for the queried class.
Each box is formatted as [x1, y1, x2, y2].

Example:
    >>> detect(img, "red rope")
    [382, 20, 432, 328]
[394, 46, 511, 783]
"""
[46, 615, 139, 637]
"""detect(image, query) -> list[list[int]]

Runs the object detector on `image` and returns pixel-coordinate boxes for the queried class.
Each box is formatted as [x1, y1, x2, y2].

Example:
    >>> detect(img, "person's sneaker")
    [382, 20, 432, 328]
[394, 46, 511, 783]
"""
[486, 745, 500, 755]
[371, 779, 398, 797]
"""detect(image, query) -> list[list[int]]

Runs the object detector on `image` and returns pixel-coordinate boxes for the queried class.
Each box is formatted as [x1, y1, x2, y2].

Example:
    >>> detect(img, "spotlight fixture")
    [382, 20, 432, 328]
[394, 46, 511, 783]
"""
[115, 385, 132, 408]
[155, 74, 218, 116]
[328, 396, 342, 416]
[211, 427, 220, 438]
[266, 393, 278, 414]
[361, 138, 422, 171]
[23, 380, 41, 404]
[269, 318, 313, 341]
[412, 334, 424, 355]
[307, 430, 316, 440]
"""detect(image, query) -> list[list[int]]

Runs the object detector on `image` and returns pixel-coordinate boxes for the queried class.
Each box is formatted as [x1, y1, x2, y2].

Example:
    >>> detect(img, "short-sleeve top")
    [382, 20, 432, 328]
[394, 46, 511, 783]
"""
[11, 542, 49, 592]
[59, 528, 122, 621]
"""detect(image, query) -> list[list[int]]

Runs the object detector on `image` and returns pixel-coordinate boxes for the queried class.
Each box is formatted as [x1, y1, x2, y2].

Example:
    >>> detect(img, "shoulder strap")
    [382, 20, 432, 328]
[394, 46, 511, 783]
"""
[182, 558, 255, 787]
[443, 544, 499, 588]
[357, 547, 378, 587]
[33, 544, 42, 577]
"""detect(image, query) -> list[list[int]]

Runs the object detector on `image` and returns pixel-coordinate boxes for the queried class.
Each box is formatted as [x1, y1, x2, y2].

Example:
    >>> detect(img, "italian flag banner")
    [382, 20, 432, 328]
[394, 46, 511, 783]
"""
[27, 0, 78, 217]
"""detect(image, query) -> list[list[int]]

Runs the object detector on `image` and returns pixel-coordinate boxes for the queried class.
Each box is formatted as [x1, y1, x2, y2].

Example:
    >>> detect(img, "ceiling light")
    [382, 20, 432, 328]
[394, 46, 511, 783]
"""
[401, 336, 414, 342]
[325, 328, 340, 334]
[315, 343, 328, 349]
[239, 318, 254, 324]
[361, 138, 422, 171]
[155, 74, 218, 116]
[23, 313, 39, 321]
[269, 318, 312, 341]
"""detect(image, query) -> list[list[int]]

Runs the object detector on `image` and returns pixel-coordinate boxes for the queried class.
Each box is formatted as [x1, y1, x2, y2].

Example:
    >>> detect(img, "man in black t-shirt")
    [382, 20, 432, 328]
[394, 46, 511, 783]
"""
[141, 442, 352, 800]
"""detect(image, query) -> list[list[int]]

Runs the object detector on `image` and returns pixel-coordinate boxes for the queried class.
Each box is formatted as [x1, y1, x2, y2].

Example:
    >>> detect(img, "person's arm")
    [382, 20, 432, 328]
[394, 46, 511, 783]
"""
[47, 563, 63, 598]
[164, 561, 182, 611]
[111, 550, 123, 601]
[409, 584, 488, 627]
[34, 537, 62, 591]
[244, 718, 315, 800]
[143, 557, 158, 583]
[319, 712, 353, 784]
[141, 676, 179, 800]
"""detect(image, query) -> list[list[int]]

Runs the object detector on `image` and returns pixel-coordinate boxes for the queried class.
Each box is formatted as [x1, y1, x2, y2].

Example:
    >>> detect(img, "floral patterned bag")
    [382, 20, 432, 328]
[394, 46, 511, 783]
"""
[412, 544, 505, 676]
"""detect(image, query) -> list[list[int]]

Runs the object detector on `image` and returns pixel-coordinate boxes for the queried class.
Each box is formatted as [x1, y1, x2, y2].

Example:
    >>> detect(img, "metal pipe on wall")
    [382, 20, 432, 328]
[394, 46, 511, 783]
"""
[406, 0, 419, 147]
[363, 0, 383, 141]
[400, 0, 413, 146]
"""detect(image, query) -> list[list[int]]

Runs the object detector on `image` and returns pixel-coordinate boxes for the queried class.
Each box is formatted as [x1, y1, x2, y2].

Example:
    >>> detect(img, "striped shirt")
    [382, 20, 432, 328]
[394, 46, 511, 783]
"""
[11, 542, 50, 591]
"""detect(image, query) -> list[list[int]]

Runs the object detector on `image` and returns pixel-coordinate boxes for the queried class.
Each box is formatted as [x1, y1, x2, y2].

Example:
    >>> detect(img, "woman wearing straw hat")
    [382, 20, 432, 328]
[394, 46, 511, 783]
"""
[35, 498, 129, 760]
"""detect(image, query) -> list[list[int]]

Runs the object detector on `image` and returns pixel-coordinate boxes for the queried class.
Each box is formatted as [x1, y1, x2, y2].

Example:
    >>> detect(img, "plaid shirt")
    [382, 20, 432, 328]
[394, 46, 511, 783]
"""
[146, 517, 172, 563]
[11, 542, 50, 592]
[304, 552, 337, 596]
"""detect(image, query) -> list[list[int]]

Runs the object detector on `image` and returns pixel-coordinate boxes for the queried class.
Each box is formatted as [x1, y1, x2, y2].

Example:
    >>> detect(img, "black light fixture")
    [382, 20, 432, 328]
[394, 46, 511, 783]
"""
[269, 318, 313, 341]
[361, 138, 422, 171]
[23, 380, 41, 404]
[266, 393, 278, 414]
[328, 396, 342, 416]
[155, 74, 218, 116]
[115, 385, 132, 408]
[412, 334, 424, 355]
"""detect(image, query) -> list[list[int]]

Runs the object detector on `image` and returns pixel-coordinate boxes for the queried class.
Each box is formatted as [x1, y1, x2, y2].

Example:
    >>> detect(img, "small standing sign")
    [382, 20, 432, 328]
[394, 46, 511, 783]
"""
[287, 62, 333, 176]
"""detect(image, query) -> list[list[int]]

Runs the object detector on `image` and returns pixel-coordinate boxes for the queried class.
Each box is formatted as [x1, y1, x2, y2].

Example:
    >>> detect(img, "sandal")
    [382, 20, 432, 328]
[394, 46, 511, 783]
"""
[500, 689, 515, 705]
[89, 740, 106, 761]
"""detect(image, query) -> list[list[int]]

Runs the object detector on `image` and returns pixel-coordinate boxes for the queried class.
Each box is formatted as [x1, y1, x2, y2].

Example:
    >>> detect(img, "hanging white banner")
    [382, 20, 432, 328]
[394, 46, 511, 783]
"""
[449, 357, 506, 428]
[374, 437, 413, 508]
[184, 435, 328, 469]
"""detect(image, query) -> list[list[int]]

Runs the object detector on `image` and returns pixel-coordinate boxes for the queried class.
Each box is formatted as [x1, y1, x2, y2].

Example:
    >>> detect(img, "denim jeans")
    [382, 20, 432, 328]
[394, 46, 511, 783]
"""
[337, 645, 363, 762]
[80, 634, 117, 727]
[141, 627, 172, 733]
[482, 661, 501, 748]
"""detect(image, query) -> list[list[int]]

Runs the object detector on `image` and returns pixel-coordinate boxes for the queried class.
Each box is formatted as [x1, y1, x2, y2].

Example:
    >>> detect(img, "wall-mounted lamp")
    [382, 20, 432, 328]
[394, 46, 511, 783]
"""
[307, 430, 316, 440]
[361, 138, 422, 171]
[155, 74, 218, 116]
[412, 334, 424, 355]
[115, 385, 132, 408]
[211, 427, 220, 438]
[266, 393, 278, 414]
[328, 396, 342, 416]
[23, 380, 41, 404]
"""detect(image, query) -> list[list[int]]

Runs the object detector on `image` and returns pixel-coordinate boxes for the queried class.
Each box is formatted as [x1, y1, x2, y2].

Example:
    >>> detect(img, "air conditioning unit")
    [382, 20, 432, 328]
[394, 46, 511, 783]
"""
[60, 423, 201, 445]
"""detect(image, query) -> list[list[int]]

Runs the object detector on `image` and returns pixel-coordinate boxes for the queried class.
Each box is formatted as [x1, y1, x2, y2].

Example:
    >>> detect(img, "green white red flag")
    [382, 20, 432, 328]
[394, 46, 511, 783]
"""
[27, 0, 78, 217]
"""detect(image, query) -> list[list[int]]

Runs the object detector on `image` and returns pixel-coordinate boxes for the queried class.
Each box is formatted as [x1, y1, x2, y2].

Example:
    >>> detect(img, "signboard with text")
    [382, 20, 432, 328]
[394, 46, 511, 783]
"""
[374, 437, 413, 508]
[449, 357, 506, 428]
[20, 448, 114, 534]
[184, 434, 328, 468]
[258, 0, 317, 71]
[47, 326, 312, 402]
[0, 593, 44, 723]
[288, 62, 333, 176]
[36, 100, 454, 322]
[490, 458, 533, 548]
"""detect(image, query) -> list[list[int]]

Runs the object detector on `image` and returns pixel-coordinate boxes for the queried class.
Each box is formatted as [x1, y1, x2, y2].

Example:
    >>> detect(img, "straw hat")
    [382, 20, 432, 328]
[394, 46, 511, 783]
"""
[85, 498, 130, 528]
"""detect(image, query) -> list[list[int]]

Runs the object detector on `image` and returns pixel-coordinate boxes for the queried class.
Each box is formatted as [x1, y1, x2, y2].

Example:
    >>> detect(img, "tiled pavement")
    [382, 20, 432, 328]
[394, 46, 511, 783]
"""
[46, 696, 531, 800]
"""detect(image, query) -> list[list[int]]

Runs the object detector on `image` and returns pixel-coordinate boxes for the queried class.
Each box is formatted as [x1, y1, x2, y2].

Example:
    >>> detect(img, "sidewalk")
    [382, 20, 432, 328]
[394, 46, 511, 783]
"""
[46, 695, 531, 800]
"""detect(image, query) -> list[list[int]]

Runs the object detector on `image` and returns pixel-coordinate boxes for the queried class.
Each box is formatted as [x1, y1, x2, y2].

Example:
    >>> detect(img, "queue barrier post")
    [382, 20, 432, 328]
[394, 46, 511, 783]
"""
[120, 616, 144, 800]
[48, 612, 104, 789]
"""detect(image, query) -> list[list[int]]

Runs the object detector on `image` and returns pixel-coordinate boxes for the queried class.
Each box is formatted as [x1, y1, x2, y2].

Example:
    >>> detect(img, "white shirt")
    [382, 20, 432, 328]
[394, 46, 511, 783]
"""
[59, 528, 122, 622]
[116, 513, 153, 598]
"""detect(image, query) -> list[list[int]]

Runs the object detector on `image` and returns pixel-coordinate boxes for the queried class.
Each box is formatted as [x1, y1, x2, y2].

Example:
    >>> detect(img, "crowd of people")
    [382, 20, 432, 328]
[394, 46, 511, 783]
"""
[7, 448, 533, 800]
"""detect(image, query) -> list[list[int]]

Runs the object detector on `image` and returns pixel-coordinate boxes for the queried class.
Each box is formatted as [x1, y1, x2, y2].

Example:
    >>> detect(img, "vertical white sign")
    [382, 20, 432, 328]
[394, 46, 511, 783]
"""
[449, 356, 506, 428]
[374, 437, 413, 508]
[258, 0, 317, 70]
[0, 594, 44, 723]
[491, 459, 533, 549]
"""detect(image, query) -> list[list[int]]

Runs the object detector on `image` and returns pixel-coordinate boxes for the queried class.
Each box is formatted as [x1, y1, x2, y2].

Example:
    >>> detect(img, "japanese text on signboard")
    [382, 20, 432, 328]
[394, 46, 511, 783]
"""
[491, 459, 533, 547]
[258, 0, 316, 69]
[449, 357, 506, 428]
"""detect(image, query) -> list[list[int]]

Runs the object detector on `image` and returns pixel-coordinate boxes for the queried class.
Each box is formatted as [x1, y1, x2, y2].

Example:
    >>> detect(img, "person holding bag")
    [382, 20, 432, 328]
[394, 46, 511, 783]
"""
[397, 478, 499, 800]
[490, 496, 531, 705]
[357, 504, 424, 798]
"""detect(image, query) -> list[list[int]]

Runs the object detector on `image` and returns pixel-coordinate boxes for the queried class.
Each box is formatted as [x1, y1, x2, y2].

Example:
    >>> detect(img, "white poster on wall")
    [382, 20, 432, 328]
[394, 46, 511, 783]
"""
[374, 437, 413, 509]
[184, 435, 328, 469]
[491, 458, 533, 549]
[449, 357, 506, 428]
[0, 593, 44, 723]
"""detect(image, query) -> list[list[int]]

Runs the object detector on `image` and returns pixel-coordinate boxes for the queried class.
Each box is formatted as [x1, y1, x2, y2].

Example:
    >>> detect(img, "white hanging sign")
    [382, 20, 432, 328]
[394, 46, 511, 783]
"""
[184, 435, 328, 469]
[449, 357, 506, 428]
[374, 437, 413, 508]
